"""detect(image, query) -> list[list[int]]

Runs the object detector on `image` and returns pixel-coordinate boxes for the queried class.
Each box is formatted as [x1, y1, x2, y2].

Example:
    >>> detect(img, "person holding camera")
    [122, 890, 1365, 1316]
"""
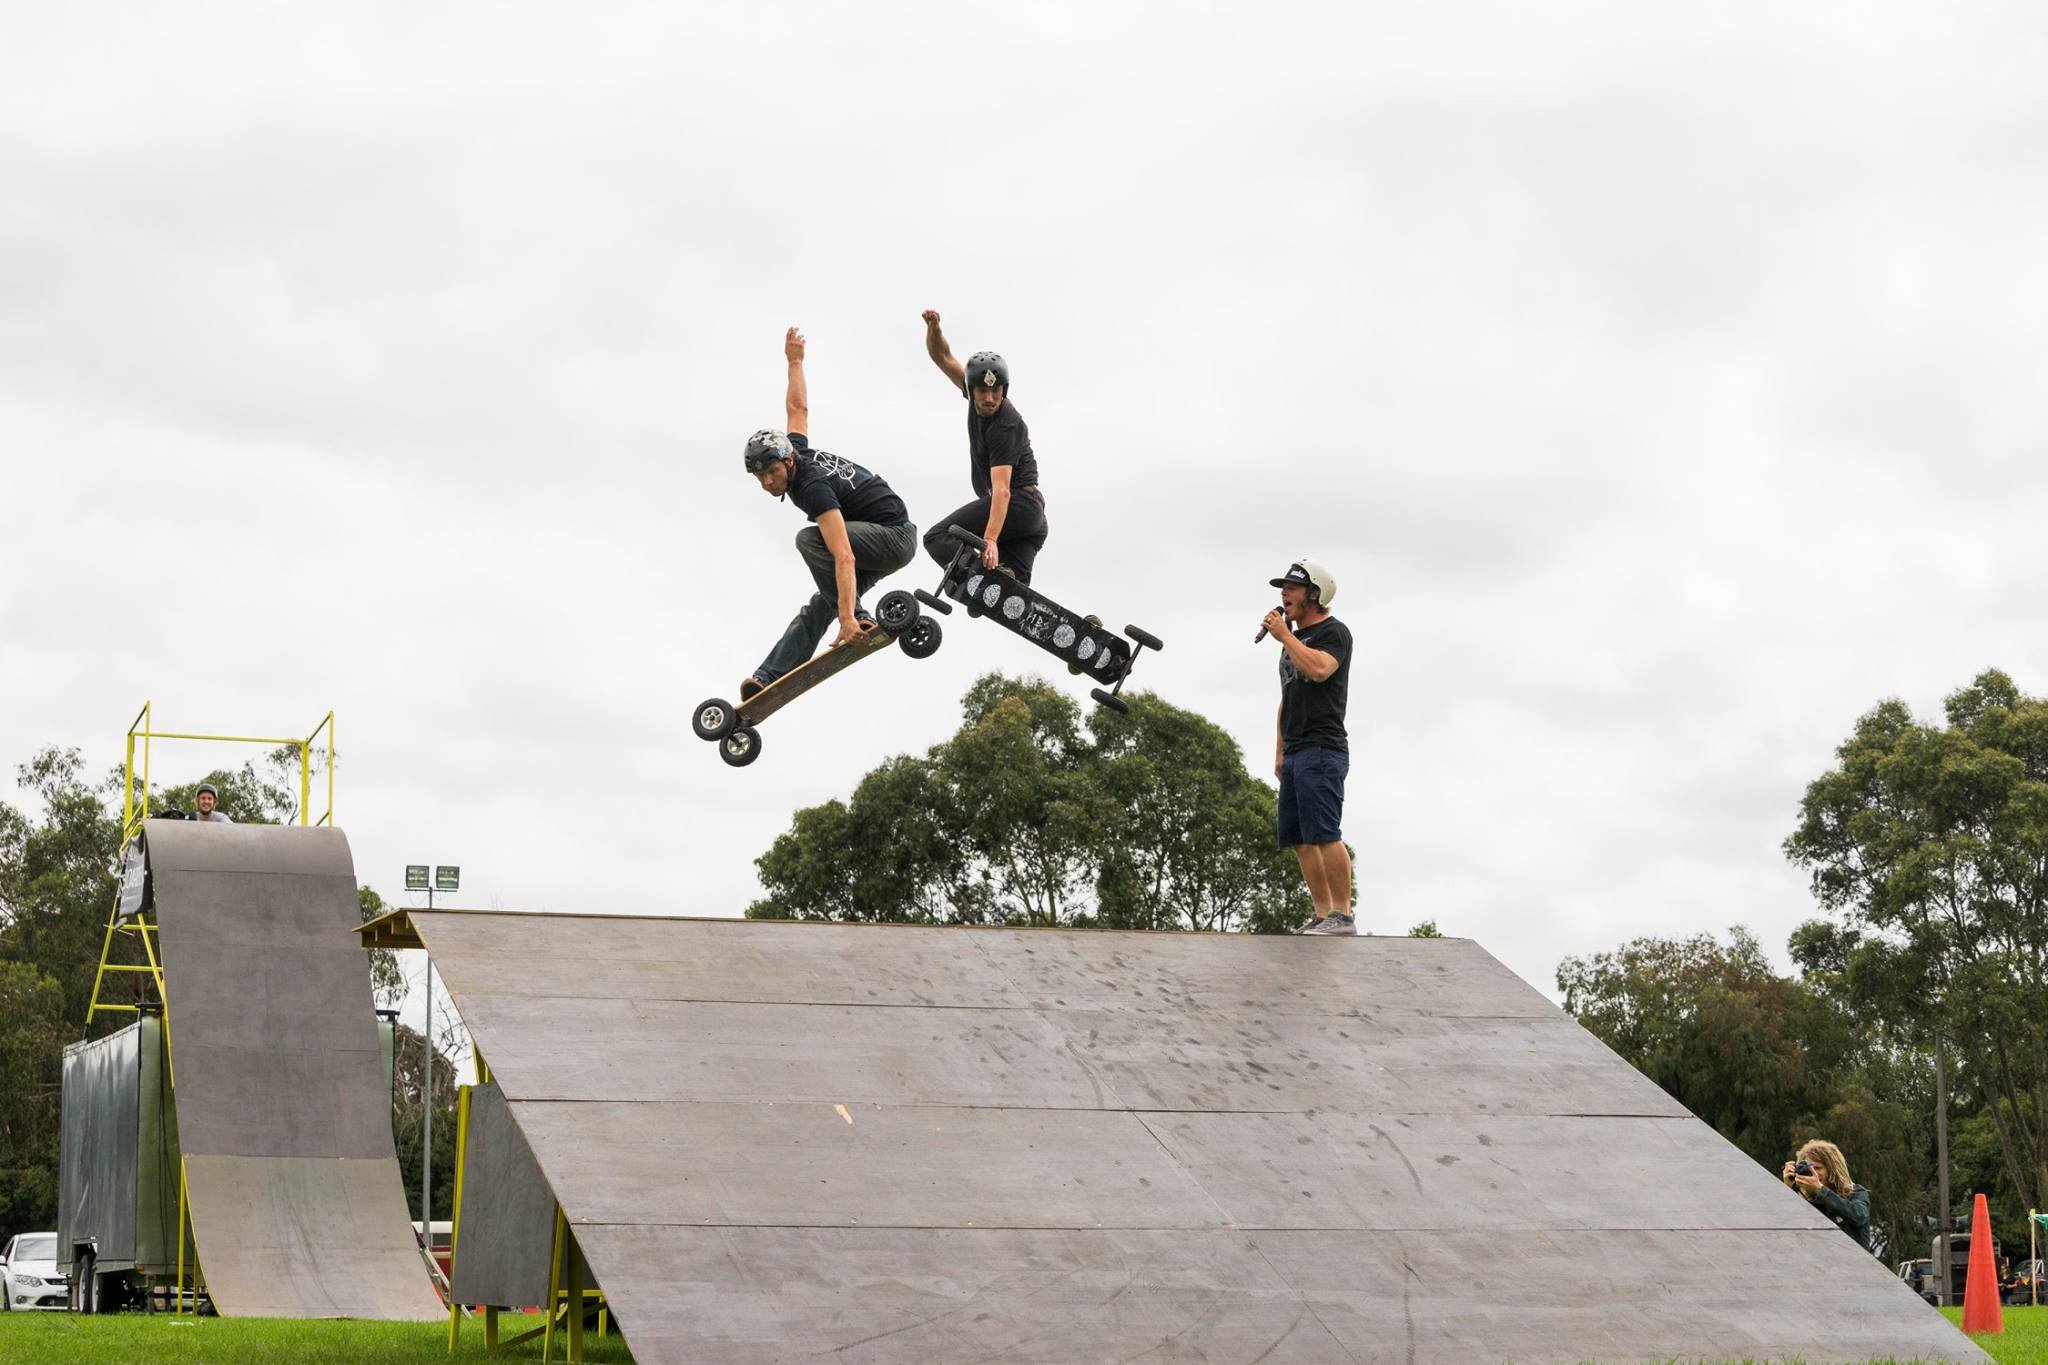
[1783, 1140, 1870, 1251]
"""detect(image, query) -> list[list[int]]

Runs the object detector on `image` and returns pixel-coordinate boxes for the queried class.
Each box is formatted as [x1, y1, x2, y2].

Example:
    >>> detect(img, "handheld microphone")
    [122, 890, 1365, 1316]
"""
[1254, 604, 1283, 643]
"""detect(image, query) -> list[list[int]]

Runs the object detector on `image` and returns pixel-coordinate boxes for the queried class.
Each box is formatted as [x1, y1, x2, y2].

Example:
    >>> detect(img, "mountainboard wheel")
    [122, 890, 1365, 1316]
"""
[692, 697, 737, 742]
[914, 588, 954, 616]
[720, 726, 762, 767]
[901, 615, 943, 659]
[1090, 688, 1130, 715]
[1126, 625, 1163, 651]
[876, 590, 918, 635]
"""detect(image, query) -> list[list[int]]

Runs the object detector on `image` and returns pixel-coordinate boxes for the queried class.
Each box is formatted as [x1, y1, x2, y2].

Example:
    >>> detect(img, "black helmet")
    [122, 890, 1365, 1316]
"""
[965, 352, 1009, 393]
[743, 429, 794, 473]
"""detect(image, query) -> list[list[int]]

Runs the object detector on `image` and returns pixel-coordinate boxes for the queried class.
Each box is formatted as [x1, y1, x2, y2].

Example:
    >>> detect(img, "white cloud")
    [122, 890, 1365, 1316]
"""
[4, 1, 2045, 1001]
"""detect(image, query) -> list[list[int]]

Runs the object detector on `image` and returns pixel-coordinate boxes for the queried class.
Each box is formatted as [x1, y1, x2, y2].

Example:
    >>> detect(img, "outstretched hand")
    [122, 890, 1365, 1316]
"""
[785, 326, 806, 363]
[921, 309, 941, 330]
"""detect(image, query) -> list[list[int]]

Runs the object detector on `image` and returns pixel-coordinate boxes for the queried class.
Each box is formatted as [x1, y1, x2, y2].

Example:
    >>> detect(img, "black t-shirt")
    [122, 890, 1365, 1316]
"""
[964, 393, 1039, 499]
[785, 433, 908, 527]
[1279, 616, 1352, 753]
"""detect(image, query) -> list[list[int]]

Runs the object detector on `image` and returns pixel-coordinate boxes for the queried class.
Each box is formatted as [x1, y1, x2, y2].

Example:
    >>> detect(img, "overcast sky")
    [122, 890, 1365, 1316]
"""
[4, 3, 2044, 1007]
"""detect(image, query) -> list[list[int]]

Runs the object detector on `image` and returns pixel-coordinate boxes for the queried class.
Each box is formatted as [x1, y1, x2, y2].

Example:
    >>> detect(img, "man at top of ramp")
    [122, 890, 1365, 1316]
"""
[137, 819, 441, 1320]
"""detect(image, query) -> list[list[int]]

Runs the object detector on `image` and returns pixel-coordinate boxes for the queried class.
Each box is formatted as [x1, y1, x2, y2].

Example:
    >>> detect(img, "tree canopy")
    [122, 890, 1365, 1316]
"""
[748, 674, 1309, 933]
[1562, 668, 2048, 1264]
[1784, 668, 2048, 1225]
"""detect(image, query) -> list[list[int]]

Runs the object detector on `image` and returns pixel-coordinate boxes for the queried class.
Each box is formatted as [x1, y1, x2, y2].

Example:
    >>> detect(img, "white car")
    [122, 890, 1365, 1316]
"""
[2, 1232, 67, 1311]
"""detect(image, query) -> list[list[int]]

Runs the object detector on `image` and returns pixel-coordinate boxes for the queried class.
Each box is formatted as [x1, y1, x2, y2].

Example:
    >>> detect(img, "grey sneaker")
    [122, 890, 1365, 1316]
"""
[1302, 912, 1357, 936]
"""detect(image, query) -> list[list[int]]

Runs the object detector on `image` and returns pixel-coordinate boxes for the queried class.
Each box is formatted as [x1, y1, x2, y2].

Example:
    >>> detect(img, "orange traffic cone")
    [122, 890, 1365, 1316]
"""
[1962, 1192, 2004, 1335]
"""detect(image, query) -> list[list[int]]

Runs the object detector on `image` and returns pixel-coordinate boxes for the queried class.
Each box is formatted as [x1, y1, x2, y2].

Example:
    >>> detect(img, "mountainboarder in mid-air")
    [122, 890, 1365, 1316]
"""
[738, 327, 919, 701]
[919, 309, 1047, 584]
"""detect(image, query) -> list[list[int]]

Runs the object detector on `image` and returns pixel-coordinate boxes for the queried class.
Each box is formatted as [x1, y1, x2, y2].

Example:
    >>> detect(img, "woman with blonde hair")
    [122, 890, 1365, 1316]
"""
[1783, 1139, 1872, 1251]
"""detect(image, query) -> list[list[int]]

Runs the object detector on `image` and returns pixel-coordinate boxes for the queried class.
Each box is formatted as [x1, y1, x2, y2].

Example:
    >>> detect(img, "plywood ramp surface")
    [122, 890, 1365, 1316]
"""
[146, 821, 441, 1320]
[413, 911, 1983, 1363]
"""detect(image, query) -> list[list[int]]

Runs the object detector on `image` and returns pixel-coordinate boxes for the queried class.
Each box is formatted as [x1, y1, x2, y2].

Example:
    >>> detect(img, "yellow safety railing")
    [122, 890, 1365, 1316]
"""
[120, 701, 337, 844]
[88, 703, 338, 1031]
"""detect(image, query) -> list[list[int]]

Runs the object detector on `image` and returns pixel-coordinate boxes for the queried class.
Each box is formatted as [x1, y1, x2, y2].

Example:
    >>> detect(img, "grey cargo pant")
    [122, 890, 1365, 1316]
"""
[754, 519, 919, 685]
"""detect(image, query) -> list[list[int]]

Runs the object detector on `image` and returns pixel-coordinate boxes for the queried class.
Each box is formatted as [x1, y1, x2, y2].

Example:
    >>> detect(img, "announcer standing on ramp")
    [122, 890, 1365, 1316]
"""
[1262, 558, 1356, 934]
[739, 327, 919, 701]
[918, 309, 1047, 583]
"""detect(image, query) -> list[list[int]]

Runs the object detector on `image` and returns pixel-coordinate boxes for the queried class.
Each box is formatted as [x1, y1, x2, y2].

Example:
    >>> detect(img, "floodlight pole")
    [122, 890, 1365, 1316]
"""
[407, 863, 458, 1253]
[421, 954, 433, 1237]
[1936, 1038, 1952, 1307]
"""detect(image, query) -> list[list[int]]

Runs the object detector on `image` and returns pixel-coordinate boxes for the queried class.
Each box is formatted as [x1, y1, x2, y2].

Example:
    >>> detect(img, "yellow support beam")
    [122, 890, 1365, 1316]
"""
[83, 884, 127, 1024]
[136, 912, 173, 1087]
[446, 1079, 474, 1352]
[565, 1234, 585, 1362]
[543, 1206, 566, 1362]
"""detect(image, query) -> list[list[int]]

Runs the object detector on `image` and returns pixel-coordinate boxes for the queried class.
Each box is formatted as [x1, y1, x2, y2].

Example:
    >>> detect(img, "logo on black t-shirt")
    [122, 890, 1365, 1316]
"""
[808, 451, 860, 486]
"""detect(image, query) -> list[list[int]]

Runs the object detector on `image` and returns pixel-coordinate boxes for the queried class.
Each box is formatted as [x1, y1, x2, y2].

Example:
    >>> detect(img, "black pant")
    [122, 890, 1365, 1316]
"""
[923, 488, 1048, 584]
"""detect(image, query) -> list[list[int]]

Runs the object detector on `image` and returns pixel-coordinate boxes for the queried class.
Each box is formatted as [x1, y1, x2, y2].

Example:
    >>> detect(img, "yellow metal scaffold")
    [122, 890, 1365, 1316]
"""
[84, 702, 337, 1027]
[83, 702, 337, 1315]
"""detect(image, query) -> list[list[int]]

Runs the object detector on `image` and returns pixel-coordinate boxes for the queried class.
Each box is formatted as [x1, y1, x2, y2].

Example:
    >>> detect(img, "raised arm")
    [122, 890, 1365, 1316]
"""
[921, 309, 967, 391]
[784, 326, 809, 437]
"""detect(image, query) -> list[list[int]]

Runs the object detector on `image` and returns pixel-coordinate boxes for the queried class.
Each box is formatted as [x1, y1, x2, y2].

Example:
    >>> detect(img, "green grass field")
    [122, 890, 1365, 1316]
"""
[1936, 1303, 2048, 1364]
[0, 1307, 2038, 1363]
[0, 1311, 636, 1363]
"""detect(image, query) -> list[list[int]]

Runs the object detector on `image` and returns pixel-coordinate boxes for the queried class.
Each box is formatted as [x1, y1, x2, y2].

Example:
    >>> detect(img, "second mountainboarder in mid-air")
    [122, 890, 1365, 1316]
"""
[919, 309, 1047, 584]
[738, 327, 918, 701]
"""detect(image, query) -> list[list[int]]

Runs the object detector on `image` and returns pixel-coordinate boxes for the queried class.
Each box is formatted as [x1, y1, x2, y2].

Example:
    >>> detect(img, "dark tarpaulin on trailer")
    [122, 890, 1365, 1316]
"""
[58, 1022, 141, 1272]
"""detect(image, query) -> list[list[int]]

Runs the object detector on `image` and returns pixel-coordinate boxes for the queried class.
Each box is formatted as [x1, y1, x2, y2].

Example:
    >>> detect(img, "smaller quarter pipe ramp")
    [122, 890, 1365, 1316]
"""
[142, 820, 440, 1319]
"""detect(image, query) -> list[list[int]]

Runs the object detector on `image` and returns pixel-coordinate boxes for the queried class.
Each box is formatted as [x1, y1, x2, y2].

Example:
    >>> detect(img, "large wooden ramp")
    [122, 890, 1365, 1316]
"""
[143, 821, 442, 1319]
[402, 911, 1982, 1363]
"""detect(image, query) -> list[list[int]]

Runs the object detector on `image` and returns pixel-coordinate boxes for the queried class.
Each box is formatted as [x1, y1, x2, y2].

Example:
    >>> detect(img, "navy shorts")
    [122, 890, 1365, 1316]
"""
[1277, 746, 1348, 847]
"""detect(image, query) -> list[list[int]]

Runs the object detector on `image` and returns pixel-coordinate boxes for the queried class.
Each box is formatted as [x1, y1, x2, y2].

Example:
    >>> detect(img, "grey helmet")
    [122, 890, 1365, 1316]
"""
[965, 352, 1010, 393]
[743, 429, 794, 473]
